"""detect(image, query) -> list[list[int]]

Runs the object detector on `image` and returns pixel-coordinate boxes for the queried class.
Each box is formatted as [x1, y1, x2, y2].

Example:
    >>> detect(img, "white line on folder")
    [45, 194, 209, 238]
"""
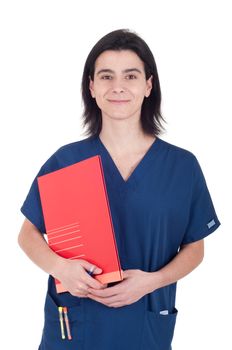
[55, 244, 84, 253]
[47, 222, 80, 234]
[50, 236, 82, 246]
[48, 230, 81, 241]
[69, 254, 86, 259]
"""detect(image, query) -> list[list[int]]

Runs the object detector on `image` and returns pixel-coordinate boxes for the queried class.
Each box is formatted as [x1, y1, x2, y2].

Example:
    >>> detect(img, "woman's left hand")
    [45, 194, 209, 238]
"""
[87, 269, 155, 308]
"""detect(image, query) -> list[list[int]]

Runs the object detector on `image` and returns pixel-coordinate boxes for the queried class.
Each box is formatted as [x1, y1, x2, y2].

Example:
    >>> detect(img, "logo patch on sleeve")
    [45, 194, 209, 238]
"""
[207, 219, 216, 229]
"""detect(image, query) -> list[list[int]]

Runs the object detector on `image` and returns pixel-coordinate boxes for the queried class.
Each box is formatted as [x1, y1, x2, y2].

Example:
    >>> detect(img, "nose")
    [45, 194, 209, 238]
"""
[111, 78, 126, 93]
[112, 87, 125, 94]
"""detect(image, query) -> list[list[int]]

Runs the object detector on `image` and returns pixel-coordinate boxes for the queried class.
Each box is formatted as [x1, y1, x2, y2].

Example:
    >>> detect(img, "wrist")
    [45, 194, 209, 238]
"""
[147, 271, 164, 292]
[49, 255, 67, 279]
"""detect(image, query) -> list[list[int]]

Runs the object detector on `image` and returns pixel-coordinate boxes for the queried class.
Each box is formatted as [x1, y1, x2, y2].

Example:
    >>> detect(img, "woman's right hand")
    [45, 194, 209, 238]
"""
[18, 219, 107, 297]
[53, 257, 108, 297]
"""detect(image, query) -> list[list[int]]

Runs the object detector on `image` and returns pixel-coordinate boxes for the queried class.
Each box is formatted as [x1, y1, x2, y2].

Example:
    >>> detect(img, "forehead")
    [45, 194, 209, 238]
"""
[94, 50, 145, 72]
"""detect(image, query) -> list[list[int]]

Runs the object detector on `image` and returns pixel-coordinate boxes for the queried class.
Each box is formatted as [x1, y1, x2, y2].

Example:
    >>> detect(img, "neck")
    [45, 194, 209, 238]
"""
[98, 115, 155, 156]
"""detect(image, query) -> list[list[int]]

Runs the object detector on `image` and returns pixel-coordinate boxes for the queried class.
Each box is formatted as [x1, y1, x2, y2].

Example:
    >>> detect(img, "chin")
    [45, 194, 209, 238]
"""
[109, 114, 133, 120]
[103, 110, 137, 120]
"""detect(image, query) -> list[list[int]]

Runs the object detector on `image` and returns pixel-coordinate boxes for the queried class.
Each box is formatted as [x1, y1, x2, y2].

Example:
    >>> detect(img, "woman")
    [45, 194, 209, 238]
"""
[18, 29, 221, 350]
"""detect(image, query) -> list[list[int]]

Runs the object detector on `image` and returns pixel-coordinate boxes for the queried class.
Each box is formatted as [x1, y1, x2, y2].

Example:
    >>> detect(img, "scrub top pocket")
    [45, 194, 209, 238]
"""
[140, 308, 178, 350]
[39, 292, 84, 350]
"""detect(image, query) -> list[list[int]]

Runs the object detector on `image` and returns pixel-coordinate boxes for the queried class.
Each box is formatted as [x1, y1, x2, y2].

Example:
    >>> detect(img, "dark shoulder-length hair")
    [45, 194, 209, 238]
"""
[81, 28, 166, 137]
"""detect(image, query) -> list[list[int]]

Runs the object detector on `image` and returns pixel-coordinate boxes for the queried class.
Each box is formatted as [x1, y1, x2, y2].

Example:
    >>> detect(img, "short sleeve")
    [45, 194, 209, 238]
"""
[181, 155, 221, 244]
[20, 151, 60, 233]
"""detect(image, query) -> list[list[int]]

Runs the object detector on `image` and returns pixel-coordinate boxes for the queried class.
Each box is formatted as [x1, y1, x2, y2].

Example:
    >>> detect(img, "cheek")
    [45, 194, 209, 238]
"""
[94, 88, 106, 105]
[96, 86, 111, 101]
[94, 96, 104, 110]
[133, 90, 147, 105]
[130, 84, 147, 97]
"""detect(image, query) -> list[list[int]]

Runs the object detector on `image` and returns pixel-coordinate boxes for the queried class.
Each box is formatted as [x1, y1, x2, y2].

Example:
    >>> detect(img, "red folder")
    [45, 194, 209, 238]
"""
[37, 155, 123, 293]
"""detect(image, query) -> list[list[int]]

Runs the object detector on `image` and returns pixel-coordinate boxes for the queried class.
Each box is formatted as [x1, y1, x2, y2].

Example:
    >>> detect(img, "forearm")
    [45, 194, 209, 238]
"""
[18, 218, 107, 296]
[148, 240, 204, 292]
[18, 218, 64, 278]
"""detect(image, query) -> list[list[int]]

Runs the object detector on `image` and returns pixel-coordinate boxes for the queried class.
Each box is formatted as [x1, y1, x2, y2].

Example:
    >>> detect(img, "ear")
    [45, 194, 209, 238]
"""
[145, 75, 153, 98]
[89, 76, 95, 98]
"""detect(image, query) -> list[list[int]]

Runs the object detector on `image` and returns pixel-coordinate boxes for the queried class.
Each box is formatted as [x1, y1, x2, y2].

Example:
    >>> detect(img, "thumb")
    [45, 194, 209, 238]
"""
[79, 260, 102, 274]
[92, 266, 102, 275]
[90, 263, 102, 274]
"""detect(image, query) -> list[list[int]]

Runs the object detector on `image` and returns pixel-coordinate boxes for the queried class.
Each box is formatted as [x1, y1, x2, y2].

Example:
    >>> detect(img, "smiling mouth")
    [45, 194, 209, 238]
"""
[108, 99, 130, 103]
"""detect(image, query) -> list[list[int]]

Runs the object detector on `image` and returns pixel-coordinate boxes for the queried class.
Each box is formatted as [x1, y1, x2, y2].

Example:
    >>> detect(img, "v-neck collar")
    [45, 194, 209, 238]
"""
[93, 134, 162, 193]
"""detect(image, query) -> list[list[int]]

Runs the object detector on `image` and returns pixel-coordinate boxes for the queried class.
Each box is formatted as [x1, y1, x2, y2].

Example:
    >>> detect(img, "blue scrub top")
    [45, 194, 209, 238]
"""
[21, 135, 221, 350]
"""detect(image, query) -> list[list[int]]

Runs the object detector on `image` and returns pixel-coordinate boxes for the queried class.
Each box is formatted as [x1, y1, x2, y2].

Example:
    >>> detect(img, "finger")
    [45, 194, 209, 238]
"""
[77, 283, 89, 294]
[88, 285, 119, 297]
[84, 273, 107, 290]
[87, 294, 119, 305]
[74, 283, 91, 297]
[79, 261, 102, 276]
[87, 294, 108, 305]
[108, 302, 126, 308]
[70, 289, 88, 298]
[76, 292, 88, 298]
[122, 270, 128, 278]
[80, 263, 100, 277]
[88, 294, 121, 305]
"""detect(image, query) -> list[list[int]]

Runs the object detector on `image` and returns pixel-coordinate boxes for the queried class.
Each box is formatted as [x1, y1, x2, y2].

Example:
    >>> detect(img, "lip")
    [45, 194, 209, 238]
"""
[108, 99, 130, 103]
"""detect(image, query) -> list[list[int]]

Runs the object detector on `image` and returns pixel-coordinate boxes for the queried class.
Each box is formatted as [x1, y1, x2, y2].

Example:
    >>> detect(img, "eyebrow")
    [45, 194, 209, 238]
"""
[96, 68, 142, 76]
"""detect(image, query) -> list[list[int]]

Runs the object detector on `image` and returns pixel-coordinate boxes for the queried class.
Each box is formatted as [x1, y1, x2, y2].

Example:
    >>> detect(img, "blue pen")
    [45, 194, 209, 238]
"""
[88, 266, 95, 276]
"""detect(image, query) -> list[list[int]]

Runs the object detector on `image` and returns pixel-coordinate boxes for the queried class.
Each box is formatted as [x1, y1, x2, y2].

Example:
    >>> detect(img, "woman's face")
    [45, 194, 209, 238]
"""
[89, 50, 153, 122]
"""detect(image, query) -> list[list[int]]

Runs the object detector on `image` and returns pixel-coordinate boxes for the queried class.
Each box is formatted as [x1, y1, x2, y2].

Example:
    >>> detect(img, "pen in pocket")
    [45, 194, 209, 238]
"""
[58, 307, 65, 339]
[63, 307, 72, 340]
[58, 306, 72, 340]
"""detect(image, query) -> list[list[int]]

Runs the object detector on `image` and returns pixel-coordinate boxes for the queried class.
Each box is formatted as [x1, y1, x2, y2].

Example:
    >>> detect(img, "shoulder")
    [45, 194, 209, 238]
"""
[51, 136, 95, 160]
[54, 136, 94, 156]
[158, 137, 198, 163]
[157, 138, 201, 180]
[39, 136, 94, 174]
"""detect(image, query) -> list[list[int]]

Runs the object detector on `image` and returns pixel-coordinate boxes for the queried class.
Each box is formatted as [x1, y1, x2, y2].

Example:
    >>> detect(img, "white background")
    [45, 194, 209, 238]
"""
[0, 0, 231, 348]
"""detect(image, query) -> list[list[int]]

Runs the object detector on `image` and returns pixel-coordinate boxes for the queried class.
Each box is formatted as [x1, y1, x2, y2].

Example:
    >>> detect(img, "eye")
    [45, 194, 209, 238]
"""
[100, 75, 112, 80]
[125, 74, 137, 80]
